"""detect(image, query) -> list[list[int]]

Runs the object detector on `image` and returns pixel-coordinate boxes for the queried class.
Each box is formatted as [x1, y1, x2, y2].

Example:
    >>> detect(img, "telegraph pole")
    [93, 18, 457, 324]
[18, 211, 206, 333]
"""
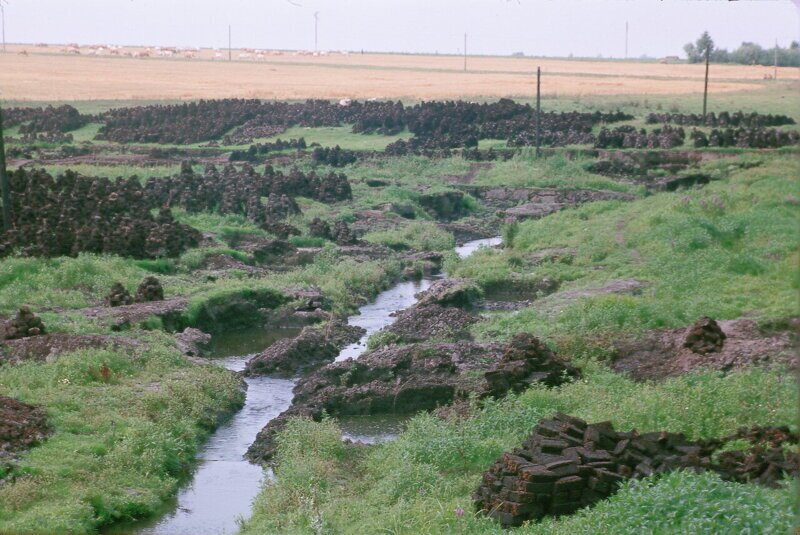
[1, 1, 6, 53]
[314, 12, 319, 51]
[0, 106, 12, 231]
[624, 21, 628, 59]
[702, 45, 710, 117]
[228, 25, 232, 61]
[464, 33, 467, 72]
[774, 39, 778, 80]
[535, 67, 542, 157]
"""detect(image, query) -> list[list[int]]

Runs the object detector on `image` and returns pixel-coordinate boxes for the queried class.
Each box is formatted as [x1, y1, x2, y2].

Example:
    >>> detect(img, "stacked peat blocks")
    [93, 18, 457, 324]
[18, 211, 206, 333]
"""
[106, 283, 134, 307]
[2, 307, 46, 340]
[474, 413, 800, 528]
[484, 334, 580, 397]
[135, 277, 164, 302]
[682, 316, 726, 354]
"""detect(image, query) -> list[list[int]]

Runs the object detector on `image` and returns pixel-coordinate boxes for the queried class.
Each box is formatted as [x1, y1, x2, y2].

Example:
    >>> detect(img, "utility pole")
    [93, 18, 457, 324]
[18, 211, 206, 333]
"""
[228, 25, 231, 61]
[535, 66, 542, 157]
[464, 33, 467, 72]
[624, 21, 628, 59]
[314, 12, 319, 52]
[774, 39, 778, 80]
[702, 45, 710, 117]
[1, 0, 7, 53]
[0, 106, 12, 232]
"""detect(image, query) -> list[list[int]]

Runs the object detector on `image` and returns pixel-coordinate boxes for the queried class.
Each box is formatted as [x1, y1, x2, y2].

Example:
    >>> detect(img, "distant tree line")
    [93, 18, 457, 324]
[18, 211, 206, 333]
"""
[684, 31, 800, 67]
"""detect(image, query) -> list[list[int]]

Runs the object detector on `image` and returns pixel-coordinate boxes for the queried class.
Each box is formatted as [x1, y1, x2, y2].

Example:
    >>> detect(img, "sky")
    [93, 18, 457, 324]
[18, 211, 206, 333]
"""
[3, 0, 799, 59]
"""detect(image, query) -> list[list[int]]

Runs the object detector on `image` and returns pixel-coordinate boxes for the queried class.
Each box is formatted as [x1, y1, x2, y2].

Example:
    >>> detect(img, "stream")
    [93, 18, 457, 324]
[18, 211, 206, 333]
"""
[112, 236, 500, 535]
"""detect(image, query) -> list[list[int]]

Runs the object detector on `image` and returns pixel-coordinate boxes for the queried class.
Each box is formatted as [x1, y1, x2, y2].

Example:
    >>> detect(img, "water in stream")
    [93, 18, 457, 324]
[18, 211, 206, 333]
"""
[114, 236, 499, 534]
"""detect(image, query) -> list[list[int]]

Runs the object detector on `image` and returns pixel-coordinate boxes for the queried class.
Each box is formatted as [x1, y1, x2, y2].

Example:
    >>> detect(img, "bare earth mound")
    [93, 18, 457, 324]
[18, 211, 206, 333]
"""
[611, 318, 797, 381]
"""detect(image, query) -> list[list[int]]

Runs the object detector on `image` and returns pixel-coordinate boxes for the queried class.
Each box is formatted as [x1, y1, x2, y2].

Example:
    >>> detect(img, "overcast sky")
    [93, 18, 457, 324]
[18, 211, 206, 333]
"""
[4, 1, 799, 58]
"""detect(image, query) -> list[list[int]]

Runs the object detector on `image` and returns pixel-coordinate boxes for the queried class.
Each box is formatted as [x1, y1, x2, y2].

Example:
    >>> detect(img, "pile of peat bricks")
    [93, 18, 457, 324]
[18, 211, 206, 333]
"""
[682, 316, 726, 354]
[106, 283, 134, 307]
[1, 306, 46, 340]
[135, 276, 164, 302]
[474, 413, 799, 527]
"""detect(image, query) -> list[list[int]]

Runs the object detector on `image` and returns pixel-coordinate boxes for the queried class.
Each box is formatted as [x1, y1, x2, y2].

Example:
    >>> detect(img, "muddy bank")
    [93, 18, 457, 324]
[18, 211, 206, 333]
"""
[380, 304, 479, 344]
[0, 333, 140, 365]
[244, 321, 365, 377]
[611, 318, 798, 381]
[479, 278, 561, 311]
[460, 186, 635, 217]
[247, 333, 579, 462]
[415, 278, 482, 308]
[79, 285, 290, 333]
[0, 396, 51, 462]
[588, 149, 741, 178]
[80, 297, 190, 331]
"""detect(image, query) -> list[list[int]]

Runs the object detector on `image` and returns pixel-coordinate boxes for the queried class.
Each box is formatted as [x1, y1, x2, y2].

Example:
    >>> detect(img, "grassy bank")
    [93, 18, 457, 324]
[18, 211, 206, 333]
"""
[451, 153, 799, 341]
[239, 151, 798, 534]
[240, 364, 796, 534]
[0, 334, 243, 534]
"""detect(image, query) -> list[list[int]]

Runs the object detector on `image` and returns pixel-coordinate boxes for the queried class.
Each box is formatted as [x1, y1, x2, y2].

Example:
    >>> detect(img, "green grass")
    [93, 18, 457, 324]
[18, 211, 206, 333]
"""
[171, 208, 273, 243]
[240, 364, 796, 534]
[0, 255, 149, 313]
[177, 247, 253, 271]
[183, 283, 286, 331]
[362, 221, 456, 251]
[453, 153, 799, 340]
[39, 163, 185, 182]
[343, 154, 472, 186]
[0, 335, 244, 534]
[472, 150, 642, 193]
[260, 125, 412, 152]
[66, 122, 105, 143]
[270, 247, 404, 316]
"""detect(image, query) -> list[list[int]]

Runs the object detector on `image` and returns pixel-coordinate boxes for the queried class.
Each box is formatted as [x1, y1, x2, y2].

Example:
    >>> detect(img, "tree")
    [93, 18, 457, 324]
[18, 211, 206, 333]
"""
[684, 42, 699, 63]
[730, 42, 765, 65]
[696, 31, 714, 56]
[686, 34, 800, 67]
[684, 32, 714, 63]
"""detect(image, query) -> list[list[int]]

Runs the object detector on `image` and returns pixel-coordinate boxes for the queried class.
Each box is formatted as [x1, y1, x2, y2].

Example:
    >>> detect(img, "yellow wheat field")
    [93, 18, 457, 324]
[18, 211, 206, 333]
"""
[1, 44, 793, 102]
